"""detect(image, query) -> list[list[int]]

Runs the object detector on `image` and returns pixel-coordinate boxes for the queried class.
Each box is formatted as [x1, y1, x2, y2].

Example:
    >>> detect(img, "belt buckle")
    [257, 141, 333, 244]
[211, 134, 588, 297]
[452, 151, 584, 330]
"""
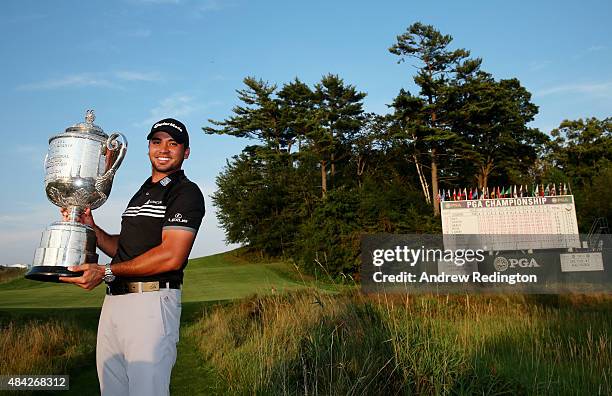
[124, 281, 161, 293]
[143, 282, 160, 292]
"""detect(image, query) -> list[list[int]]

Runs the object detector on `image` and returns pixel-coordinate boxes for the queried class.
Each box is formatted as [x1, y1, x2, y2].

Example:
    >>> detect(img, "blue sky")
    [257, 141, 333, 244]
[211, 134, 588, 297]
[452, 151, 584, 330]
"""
[1, 0, 611, 265]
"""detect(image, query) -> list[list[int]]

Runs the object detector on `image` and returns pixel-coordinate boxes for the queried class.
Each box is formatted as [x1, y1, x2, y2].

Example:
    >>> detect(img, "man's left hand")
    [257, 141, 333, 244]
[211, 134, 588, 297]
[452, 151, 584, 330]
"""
[59, 264, 105, 290]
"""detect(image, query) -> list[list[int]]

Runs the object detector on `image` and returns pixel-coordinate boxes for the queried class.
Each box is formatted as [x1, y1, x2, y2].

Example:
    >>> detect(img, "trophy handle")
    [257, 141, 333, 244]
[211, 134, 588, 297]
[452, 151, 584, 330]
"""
[94, 133, 128, 201]
[104, 133, 128, 175]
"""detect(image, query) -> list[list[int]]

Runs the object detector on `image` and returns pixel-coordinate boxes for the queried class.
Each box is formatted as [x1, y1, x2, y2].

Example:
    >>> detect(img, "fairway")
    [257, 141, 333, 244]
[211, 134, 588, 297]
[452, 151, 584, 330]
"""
[0, 252, 308, 308]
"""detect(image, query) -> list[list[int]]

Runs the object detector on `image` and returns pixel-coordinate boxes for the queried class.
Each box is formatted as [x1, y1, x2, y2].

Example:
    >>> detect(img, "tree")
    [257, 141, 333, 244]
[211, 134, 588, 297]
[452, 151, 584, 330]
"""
[445, 74, 547, 189]
[212, 146, 304, 256]
[204, 77, 295, 154]
[548, 117, 612, 187]
[310, 74, 366, 197]
[389, 22, 482, 215]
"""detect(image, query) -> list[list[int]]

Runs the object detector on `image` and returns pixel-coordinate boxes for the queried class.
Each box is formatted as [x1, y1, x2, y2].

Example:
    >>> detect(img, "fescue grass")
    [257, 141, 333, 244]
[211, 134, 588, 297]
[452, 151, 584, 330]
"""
[0, 267, 26, 284]
[188, 290, 612, 395]
[0, 319, 96, 376]
[1, 253, 610, 395]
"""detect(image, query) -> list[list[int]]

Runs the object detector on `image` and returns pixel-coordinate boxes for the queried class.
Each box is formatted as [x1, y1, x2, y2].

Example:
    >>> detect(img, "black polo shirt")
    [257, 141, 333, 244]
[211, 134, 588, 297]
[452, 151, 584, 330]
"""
[111, 170, 205, 283]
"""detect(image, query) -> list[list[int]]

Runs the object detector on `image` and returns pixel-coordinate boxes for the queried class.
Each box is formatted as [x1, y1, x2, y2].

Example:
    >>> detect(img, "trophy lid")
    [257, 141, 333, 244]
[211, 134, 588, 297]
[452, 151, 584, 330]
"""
[61, 109, 107, 138]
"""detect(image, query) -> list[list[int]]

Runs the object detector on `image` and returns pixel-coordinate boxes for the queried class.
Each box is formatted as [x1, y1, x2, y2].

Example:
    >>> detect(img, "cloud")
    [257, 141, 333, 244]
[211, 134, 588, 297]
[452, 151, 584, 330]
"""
[17, 73, 122, 91]
[587, 45, 607, 52]
[535, 81, 612, 98]
[122, 28, 152, 38]
[137, 95, 200, 126]
[528, 60, 551, 72]
[136, 0, 181, 4]
[5, 13, 47, 24]
[132, 0, 228, 10]
[198, 0, 225, 12]
[115, 71, 162, 82]
[12, 144, 46, 168]
[17, 70, 163, 91]
[571, 45, 609, 60]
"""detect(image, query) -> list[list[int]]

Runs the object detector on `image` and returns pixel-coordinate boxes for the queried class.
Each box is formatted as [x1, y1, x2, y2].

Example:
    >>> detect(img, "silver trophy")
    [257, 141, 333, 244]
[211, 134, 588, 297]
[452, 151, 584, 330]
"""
[26, 110, 127, 282]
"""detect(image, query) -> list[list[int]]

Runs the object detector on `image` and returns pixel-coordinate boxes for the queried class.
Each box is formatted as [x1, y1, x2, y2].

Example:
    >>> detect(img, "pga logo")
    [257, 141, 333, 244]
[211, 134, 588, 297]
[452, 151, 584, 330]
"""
[494, 256, 540, 272]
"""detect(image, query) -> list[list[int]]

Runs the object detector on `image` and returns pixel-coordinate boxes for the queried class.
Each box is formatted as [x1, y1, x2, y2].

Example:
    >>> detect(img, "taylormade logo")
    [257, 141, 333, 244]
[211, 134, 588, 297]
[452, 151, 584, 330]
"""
[154, 122, 183, 132]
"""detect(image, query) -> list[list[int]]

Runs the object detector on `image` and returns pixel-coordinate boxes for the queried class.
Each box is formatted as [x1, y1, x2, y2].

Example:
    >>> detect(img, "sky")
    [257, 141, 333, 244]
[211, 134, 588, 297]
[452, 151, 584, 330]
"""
[1, 0, 611, 265]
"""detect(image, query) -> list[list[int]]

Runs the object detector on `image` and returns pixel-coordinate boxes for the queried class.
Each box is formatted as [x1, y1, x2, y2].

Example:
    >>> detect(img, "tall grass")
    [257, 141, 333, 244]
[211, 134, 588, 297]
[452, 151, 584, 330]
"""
[0, 319, 96, 375]
[188, 290, 612, 395]
[0, 267, 25, 284]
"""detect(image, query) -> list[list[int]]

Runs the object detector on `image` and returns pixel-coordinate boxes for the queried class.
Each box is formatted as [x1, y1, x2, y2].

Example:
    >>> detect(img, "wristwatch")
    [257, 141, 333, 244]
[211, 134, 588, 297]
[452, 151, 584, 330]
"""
[103, 264, 116, 283]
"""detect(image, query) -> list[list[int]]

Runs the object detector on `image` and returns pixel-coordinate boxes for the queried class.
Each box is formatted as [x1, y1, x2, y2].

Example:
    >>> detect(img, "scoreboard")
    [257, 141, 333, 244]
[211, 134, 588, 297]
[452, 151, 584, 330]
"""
[441, 195, 581, 251]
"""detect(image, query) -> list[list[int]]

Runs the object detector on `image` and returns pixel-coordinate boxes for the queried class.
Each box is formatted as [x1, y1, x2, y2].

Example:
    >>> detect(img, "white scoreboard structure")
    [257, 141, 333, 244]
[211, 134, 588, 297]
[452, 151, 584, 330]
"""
[441, 195, 581, 251]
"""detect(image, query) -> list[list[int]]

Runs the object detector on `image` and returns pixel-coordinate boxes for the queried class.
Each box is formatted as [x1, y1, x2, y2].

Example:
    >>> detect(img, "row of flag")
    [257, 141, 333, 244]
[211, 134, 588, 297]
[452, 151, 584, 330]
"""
[437, 183, 571, 201]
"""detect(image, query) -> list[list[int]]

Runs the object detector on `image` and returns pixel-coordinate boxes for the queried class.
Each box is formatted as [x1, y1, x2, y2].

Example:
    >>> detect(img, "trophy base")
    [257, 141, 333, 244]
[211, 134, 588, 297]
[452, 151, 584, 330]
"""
[25, 266, 85, 283]
[28, 221, 98, 283]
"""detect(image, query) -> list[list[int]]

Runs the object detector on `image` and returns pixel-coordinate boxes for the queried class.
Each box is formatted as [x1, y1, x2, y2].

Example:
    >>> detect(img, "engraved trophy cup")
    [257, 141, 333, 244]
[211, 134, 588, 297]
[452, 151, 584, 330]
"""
[25, 110, 127, 282]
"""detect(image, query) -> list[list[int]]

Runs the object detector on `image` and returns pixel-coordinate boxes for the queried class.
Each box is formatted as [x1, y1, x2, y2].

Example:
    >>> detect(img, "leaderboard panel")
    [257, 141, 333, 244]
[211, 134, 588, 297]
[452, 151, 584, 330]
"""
[441, 195, 580, 251]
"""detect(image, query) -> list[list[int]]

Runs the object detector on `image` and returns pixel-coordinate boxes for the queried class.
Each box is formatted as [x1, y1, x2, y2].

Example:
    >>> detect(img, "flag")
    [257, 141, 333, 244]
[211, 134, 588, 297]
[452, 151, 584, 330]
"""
[551, 184, 556, 196]
[446, 189, 451, 201]
[519, 185, 523, 197]
[441, 189, 445, 202]
[490, 187, 495, 199]
[513, 185, 518, 198]
[544, 184, 550, 196]
[453, 188, 457, 201]
[565, 183, 571, 195]
[463, 188, 467, 201]
[497, 186, 501, 198]
[436, 190, 441, 202]
[469, 188, 473, 200]
[473, 188, 479, 199]
[540, 184, 545, 197]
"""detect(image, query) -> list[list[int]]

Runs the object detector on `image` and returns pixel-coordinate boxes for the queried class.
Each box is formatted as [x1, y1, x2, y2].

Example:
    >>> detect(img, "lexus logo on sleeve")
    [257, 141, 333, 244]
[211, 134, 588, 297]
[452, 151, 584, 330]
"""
[169, 213, 188, 223]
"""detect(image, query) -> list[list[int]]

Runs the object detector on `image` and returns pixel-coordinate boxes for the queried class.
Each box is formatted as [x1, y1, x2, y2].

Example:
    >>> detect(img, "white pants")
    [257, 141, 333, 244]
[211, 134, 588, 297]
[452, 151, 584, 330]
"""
[96, 288, 182, 396]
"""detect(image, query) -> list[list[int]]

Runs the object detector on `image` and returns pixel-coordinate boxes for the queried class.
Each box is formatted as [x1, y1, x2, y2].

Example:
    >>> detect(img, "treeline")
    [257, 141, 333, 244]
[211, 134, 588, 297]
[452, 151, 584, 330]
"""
[204, 22, 612, 277]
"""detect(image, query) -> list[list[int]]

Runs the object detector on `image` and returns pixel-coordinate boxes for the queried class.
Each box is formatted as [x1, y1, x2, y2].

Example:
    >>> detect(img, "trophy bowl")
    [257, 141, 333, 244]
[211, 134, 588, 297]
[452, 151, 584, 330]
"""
[26, 110, 127, 282]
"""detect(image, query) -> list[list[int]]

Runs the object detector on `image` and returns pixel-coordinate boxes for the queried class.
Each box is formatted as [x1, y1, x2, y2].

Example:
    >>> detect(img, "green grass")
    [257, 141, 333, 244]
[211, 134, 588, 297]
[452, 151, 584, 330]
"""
[1, 252, 610, 395]
[0, 252, 319, 309]
[0, 251, 322, 395]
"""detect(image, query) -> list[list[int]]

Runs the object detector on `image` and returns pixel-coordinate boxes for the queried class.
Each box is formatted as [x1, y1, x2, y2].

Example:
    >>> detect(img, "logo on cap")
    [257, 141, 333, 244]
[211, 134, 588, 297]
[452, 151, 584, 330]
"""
[153, 121, 183, 133]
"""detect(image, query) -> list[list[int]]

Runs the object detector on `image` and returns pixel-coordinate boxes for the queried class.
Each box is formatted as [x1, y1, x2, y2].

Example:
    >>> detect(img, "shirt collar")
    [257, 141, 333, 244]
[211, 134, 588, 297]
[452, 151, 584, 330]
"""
[142, 170, 185, 189]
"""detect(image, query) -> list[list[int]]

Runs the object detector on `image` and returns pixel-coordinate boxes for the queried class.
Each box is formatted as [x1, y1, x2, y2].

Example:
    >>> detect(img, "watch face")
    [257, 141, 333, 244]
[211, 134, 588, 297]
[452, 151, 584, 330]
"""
[104, 265, 115, 283]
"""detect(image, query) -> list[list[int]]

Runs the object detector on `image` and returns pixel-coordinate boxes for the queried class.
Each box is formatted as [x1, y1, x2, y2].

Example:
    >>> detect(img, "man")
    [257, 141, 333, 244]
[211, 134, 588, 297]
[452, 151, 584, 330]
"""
[60, 118, 205, 396]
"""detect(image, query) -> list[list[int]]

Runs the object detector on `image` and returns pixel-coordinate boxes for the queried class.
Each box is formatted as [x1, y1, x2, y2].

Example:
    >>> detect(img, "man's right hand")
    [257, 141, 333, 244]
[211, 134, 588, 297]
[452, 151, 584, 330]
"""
[60, 207, 95, 228]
